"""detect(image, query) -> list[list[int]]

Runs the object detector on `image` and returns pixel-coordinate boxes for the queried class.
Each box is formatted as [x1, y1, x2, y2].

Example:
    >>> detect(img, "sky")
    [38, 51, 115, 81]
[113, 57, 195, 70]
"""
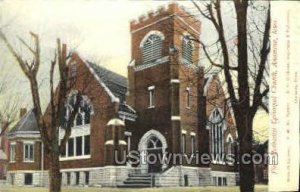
[0, 0, 268, 142]
[1, 0, 191, 76]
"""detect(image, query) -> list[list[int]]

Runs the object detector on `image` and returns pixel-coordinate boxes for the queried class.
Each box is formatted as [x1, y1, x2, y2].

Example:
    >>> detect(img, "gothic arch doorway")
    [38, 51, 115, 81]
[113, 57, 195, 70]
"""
[138, 129, 167, 173]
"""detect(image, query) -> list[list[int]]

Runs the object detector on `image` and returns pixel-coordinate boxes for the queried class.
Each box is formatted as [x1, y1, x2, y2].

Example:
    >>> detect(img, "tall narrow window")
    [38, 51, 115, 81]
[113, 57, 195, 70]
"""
[210, 109, 224, 159]
[186, 87, 191, 108]
[68, 138, 74, 157]
[125, 132, 132, 153]
[227, 136, 234, 157]
[76, 136, 83, 156]
[60, 139, 66, 157]
[83, 104, 92, 124]
[24, 143, 34, 162]
[142, 34, 163, 64]
[182, 35, 193, 64]
[84, 135, 90, 155]
[148, 86, 155, 108]
[191, 136, 195, 154]
[10, 144, 16, 162]
[181, 134, 186, 154]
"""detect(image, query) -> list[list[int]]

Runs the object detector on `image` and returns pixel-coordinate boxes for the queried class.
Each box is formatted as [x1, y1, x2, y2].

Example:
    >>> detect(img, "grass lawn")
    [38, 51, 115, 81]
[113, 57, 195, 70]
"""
[0, 185, 267, 192]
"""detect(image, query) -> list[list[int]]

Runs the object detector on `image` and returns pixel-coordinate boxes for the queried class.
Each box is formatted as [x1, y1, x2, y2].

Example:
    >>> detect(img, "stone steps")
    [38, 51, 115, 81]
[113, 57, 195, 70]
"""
[117, 183, 152, 188]
[118, 173, 153, 188]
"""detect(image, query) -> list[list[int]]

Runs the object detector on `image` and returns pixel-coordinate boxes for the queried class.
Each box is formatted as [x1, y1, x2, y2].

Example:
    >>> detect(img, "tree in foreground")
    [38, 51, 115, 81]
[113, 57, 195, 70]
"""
[190, 1, 270, 191]
[0, 31, 84, 192]
[0, 68, 19, 137]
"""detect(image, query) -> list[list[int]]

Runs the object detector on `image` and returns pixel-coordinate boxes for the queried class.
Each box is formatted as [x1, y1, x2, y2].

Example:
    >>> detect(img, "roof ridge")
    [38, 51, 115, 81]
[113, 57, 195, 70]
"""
[9, 109, 39, 135]
[86, 61, 128, 89]
[86, 61, 127, 80]
[82, 60, 120, 103]
[10, 109, 32, 133]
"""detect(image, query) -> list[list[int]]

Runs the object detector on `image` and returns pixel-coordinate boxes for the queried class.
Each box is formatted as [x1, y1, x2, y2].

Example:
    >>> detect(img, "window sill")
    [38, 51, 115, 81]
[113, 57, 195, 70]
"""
[72, 124, 90, 129]
[148, 106, 155, 109]
[60, 155, 91, 161]
[211, 160, 226, 165]
[9, 161, 16, 163]
[23, 160, 35, 163]
[186, 106, 191, 109]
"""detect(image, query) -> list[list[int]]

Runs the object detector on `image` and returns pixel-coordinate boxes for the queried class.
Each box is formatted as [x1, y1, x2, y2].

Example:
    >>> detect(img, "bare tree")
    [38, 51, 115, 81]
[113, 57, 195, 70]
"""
[189, 1, 270, 191]
[0, 31, 85, 192]
[0, 71, 19, 134]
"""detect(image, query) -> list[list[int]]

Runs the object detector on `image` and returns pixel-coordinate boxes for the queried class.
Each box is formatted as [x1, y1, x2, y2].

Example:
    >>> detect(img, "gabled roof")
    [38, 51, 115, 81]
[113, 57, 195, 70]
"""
[85, 61, 127, 103]
[9, 109, 39, 135]
[83, 60, 137, 121]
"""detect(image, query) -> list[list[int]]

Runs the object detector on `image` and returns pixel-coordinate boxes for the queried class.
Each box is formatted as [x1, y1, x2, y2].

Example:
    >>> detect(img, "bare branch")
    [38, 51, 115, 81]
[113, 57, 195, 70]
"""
[251, 4, 270, 114]
[17, 36, 35, 54]
[0, 31, 31, 77]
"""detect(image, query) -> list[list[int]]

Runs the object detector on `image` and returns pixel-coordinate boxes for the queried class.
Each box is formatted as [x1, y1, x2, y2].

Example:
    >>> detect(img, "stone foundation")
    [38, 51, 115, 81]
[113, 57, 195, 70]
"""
[6, 171, 48, 186]
[7, 166, 238, 187]
[61, 166, 135, 187]
[7, 166, 133, 187]
[154, 166, 211, 187]
[210, 170, 239, 186]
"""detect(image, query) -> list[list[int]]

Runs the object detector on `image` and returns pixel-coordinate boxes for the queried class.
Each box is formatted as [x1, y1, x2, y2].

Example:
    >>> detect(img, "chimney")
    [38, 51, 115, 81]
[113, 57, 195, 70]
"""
[20, 108, 27, 118]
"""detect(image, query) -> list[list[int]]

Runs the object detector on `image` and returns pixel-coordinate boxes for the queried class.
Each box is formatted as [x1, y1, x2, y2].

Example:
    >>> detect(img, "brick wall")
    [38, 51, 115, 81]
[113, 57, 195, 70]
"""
[8, 140, 42, 171]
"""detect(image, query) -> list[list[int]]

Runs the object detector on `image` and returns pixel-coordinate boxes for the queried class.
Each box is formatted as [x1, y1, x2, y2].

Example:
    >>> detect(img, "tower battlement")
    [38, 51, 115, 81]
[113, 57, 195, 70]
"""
[130, 3, 200, 33]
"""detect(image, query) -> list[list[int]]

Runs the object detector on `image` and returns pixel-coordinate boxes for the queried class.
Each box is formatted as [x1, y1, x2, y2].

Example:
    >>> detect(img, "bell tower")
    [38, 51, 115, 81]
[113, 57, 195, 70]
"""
[127, 2, 203, 163]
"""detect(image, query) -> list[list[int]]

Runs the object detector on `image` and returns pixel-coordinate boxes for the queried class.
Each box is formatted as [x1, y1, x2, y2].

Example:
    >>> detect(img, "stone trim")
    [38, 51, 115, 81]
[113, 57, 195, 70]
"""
[131, 15, 173, 34]
[138, 129, 168, 172]
[170, 79, 180, 83]
[134, 56, 169, 71]
[59, 155, 91, 161]
[139, 30, 165, 48]
[171, 116, 181, 121]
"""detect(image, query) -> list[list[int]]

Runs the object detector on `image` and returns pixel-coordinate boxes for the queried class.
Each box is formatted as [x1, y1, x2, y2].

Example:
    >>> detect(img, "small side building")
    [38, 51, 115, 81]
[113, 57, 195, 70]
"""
[6, 109, 45, 186]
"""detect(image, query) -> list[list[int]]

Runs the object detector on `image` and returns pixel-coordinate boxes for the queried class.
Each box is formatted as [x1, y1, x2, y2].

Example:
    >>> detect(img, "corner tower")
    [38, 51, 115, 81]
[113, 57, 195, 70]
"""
[127, 3, 202, 167]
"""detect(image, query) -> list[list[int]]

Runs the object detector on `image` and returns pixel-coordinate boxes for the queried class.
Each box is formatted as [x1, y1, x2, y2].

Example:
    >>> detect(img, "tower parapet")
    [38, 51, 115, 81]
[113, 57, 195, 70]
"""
[130, 3, 200, 33]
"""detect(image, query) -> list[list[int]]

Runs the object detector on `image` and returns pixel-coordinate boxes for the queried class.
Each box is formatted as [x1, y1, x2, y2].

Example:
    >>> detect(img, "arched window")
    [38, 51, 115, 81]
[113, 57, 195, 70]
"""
[147, 136, 163, 149]
[62, 93, 93, 128]
[182, 36, 193, 64]
[142, 34, 163, 64]
[210, 108, 224, 158]
[226, 135, 234, 157]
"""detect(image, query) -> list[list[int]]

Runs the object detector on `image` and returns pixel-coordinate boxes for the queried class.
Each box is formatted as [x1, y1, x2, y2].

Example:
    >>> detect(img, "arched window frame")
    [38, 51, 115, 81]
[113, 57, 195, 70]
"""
[209, 108, 225, 159]
[226, 134, 234, 157]
[147, 136, 163, 149]
[64, 92, 94, 128]
[140, 30, 165, 64]
[181, 34, 194, 64]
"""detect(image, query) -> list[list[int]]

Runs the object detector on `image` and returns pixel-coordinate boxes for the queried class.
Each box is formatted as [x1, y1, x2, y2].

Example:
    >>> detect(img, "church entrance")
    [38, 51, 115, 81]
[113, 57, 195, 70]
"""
[147, 136, 163, 173]
[138, 129, 167, 173]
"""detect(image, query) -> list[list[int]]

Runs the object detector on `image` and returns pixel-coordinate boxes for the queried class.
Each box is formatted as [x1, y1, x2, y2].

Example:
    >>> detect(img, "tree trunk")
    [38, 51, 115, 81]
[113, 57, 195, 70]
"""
[237, 114, 255, 192]
[48, 151, 61, 192]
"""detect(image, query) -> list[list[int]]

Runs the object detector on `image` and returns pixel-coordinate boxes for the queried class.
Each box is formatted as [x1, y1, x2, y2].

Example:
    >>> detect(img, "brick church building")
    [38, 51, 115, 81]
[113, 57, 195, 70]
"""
[6, 3, 238, 187]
